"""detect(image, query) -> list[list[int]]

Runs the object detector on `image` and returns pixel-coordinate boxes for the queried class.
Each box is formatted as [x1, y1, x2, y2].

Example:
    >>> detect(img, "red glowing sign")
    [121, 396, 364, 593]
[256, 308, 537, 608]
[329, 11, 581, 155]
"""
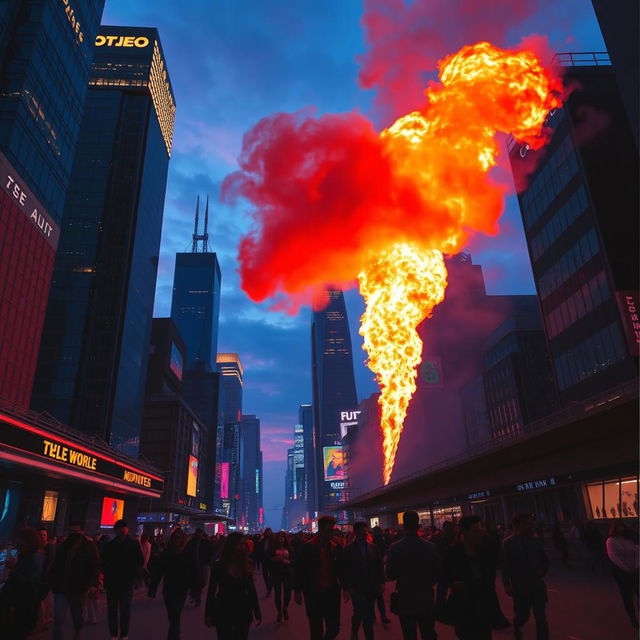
[220, 462, 229, 499]
[100, 497, 124, 527]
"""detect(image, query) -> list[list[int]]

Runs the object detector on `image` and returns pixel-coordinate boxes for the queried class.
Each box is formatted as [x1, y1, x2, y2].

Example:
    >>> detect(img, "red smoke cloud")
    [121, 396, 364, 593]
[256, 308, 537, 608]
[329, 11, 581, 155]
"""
[357, 0, 544, 122]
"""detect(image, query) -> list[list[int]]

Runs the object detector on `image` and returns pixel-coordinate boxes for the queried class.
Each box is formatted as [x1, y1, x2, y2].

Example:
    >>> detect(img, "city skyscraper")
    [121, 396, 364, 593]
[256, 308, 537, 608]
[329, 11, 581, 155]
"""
[170, 196, 221, 372]
[0, 1, 104, 407]
[32, 26, 175, 456]
[216, 353, 243, 521]
[239, 414, 261, 531]
[299, 403, 316, 517]
[311, 289, 358, 516]
[508, 53, 638, 404]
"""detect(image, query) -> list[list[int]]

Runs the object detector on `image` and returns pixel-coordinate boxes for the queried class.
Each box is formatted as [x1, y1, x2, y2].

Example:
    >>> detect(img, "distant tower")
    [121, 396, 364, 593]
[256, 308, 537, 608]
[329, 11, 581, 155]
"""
[192, 195, 210, 253]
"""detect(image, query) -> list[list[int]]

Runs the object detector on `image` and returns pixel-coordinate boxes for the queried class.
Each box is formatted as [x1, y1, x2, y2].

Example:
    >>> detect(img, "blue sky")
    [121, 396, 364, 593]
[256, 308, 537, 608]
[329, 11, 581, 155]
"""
[103, 0, 605, 528]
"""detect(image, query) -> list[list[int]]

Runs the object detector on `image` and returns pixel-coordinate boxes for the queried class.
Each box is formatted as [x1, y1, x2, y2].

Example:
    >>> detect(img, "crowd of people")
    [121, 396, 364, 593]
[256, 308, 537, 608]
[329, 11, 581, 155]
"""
[0, 512, 637, 639]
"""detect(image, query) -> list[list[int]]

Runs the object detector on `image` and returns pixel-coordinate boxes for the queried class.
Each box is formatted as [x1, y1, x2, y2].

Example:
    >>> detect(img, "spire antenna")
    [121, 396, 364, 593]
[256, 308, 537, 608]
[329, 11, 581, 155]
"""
[192, 195, 200, 253]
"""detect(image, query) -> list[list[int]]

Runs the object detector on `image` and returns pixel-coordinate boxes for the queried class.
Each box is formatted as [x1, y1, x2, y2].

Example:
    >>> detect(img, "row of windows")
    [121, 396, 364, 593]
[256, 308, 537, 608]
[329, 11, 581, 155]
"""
[484, 333, 519, 370]
[521, 135, 579, 229]
[554, 322, 627, 390]
[530, 185, 588, 261]
[538, 229, 599, 299]
[545, 271, 610, 340]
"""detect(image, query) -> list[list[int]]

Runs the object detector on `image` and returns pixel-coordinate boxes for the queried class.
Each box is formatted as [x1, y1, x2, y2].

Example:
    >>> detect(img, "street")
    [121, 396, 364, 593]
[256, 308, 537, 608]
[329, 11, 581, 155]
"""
[34, 560, 636, 640]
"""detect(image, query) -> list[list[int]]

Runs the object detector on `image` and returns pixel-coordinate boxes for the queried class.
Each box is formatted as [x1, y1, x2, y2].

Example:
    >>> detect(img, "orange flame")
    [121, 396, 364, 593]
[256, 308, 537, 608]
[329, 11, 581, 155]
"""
[359, 42, 562, 484]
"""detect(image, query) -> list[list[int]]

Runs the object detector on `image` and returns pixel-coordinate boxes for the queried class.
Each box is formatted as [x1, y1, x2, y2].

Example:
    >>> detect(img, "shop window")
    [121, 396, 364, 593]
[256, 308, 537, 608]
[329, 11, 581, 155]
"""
[41, 490, 58, 522]
[587, 477, 639, 519]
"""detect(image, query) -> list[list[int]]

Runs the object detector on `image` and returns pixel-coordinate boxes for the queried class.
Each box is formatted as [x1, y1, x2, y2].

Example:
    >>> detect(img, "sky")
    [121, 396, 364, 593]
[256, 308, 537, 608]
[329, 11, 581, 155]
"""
[102, 0, 605, 529]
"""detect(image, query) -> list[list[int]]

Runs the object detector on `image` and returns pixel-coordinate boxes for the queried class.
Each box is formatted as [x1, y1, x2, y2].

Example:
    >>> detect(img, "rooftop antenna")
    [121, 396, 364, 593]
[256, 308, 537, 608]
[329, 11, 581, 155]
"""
[191, 195, 210, 252]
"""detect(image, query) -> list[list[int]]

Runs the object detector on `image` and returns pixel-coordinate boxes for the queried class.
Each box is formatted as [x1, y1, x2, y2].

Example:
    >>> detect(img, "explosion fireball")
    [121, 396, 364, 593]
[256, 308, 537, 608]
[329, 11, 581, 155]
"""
[224, 41, 563, 485]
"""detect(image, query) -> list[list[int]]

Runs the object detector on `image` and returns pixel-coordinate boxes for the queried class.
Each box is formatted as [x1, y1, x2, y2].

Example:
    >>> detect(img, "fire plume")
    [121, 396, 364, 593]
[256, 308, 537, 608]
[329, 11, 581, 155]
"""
[224, 41, 563, 485]
[359, 245, 447, 485]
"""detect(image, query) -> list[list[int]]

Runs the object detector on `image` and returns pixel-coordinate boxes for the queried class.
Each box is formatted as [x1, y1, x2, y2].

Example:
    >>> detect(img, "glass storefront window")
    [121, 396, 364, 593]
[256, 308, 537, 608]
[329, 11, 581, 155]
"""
[432, 506, 463, 529]
[587, 477, 639, 520]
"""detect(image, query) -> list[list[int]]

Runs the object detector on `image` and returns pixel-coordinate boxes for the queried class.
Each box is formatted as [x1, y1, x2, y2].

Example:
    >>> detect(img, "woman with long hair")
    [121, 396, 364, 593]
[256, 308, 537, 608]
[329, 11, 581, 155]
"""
[606, 521, 639, 628]
[149, 528, 197, 640]
[270, 531, 293, 622]
[205, 532, 261, 639]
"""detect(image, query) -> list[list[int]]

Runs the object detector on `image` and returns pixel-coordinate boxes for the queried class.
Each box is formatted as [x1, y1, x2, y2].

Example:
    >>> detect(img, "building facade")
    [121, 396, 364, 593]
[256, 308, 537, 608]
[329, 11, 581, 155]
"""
[32, 26, 175, 456]
[0, 0, 104, 407]
[239, 414, 261, 531]
[298, 403, 316, 519]
[311, 289, 358, 518]
[508, 55, 638, 405]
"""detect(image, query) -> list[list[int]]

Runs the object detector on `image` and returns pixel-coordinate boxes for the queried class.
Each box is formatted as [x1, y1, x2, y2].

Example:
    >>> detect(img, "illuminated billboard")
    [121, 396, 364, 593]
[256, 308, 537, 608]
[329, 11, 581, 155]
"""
[187, 455, 198, 497]
[169, 342, 183, 381]
[100, 497, 124, 527]
[220, 462, 230, 499]
[323, 446, 346, 482]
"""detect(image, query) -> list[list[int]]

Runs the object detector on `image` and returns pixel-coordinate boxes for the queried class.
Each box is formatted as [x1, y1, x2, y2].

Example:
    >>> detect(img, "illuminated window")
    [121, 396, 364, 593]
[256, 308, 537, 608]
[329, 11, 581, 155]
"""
[41, 491, 59, 522]
[587, 477, 639, 519]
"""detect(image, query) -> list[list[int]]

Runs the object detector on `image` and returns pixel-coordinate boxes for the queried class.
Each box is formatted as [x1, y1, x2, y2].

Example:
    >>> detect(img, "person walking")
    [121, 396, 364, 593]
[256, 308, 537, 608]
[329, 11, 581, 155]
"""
[205, 532, 261, 639]
[370, 526, 391, 624]
[386, 510, 440, 640]
[37, 527, 56, 630]
[261, 528, 276, 597]
[294, 515, 344, 640]
[139, 533, 152, 587]
[440, 515, 495, 639]
[149, 528, 197, 640]
[186, 528, 211, 607]
[270, 531, 294, 622]
[50, 521, 100, 640]
[0, 527, 45, 639]
[606, 522, 639, 628]
[343, 521, 385, 640]
[551, 522, 569, 567]
[102, 519, 144, 640]
[502, 513, 549, 640]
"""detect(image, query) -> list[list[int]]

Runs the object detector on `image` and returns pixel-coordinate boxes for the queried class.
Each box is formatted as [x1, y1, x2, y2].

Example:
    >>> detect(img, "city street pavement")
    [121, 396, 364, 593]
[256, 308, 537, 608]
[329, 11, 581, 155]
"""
[32, 559, 637, 640]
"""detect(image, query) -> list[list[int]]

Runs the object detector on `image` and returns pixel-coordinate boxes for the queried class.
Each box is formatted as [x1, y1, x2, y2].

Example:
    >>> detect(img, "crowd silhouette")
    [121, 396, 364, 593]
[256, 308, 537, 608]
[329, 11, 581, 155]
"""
[0, 511, 637, 639]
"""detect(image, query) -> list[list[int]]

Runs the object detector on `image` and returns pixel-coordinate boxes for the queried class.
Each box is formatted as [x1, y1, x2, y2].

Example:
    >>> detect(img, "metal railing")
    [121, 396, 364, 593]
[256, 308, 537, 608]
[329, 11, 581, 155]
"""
[348, 378, 638, 502]
[553, 52, 611, 67]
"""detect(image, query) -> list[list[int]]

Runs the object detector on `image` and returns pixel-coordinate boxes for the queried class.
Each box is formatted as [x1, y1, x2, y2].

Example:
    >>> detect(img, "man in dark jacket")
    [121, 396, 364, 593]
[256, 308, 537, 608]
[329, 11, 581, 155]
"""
[50, 521, 100, 640]
[343, 522, 385, 640]
[102, 519, 143, 640]
[294, 515, 344, 640]
[502, 513, 550, 640]
[386, 511, 440, 640]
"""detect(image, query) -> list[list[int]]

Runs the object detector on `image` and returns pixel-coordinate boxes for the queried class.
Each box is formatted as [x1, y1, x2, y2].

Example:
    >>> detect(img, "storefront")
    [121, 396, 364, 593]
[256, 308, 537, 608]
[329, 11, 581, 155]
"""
[0, 407, 163, 542]
[583, 474, 639, 521]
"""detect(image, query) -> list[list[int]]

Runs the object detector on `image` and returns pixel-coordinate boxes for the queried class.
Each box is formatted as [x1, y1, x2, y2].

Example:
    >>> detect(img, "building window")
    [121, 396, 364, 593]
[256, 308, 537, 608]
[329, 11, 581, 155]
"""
[41, 491, 59, 522]
[586, 477, 639, 520]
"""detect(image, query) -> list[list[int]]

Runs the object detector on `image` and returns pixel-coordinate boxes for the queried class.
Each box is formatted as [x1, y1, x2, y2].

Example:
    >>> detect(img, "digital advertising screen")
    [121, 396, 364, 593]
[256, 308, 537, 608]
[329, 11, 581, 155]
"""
[169, 342, 183, 381]
[323, 446, 346, 481]
[100, 497, 124, 527]
[220, 462, 230, 499]
[187, 455, 198, 497]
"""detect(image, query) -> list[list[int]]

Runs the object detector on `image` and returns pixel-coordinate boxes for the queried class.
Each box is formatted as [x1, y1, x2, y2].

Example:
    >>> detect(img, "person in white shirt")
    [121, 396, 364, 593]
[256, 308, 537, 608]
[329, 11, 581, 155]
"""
[606, 522, 639, 628]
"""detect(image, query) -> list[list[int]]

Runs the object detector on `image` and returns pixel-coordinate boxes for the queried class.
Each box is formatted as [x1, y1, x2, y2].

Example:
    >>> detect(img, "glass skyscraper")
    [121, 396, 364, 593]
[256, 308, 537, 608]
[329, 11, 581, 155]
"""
[509, 54, 638, 404]
[311, 289, 358, 516]
[0, 0, 104, 406]
[32, 26, 175, 456]
[171, 251, 221, 371]
[239, 414, 261, 531]
[299, 403, 316, 517]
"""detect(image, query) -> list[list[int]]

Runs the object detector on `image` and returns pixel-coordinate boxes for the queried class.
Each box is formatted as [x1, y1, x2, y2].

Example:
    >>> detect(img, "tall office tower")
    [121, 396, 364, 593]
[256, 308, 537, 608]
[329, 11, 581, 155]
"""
[171, 196, 221, 371]
[216, 354, 243, 521]
[0, 1, 104, 407]
[298, 403, 316, 516]
[32, 27, 175, 456]
[590, 0, 639, 148]
[239, 414, 261, 531]
[283, 447, 294, 530]
[508, 54, 638, 404]
[257, 450, 264, 528]
[311, 289, 358, 517]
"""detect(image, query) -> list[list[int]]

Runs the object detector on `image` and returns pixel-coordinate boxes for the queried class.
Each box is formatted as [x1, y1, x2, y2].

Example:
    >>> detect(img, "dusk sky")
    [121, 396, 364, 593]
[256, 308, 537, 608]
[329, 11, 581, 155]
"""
[102, 0, 604, 529]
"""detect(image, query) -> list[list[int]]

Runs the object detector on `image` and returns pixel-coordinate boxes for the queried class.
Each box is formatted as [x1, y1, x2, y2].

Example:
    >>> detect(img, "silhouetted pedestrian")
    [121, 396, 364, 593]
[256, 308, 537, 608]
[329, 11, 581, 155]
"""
[502, 513, 549, 640]
[50, 521, 100, 640]
[270, 531, 294, 622]
[186, 528, 211, 607]
[440, 515, 494, 639]
[343, 521, 385, 640]
[149, 528, 196, 640]
[205, 532, 261, 639]
[387, 510, 440, 640]
[0, 527, 45, 639]
[261, 528, 275, 597]
[102, 519, 144, 640]
[606, 522, 639, 628]
[294, 515, 344, 640]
